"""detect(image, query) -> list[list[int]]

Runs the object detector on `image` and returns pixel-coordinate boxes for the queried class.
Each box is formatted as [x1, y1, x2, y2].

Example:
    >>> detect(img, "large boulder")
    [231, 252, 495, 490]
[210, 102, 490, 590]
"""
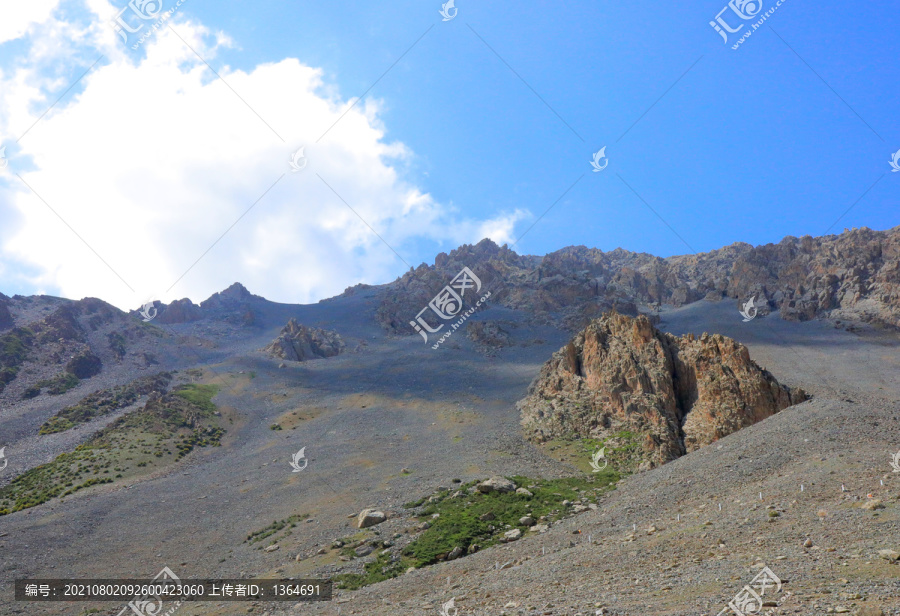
[357, 509, 386, 529]
[263, 319, 345, 362]
[476, 476, 516, 494]
[518, 312, 806, 468]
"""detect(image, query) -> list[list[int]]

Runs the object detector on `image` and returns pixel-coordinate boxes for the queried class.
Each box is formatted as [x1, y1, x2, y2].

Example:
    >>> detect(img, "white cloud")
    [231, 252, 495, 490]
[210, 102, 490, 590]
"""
[0, 0, 62, 44]
[0, 0, 527, 310]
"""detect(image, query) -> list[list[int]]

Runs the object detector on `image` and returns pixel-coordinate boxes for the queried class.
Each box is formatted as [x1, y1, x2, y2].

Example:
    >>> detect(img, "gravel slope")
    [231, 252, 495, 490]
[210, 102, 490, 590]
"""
[0, 295, 898, 616]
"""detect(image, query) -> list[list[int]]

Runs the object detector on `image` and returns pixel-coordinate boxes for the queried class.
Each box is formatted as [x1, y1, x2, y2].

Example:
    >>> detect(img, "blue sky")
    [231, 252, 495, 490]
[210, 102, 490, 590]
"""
[0, 0, 897, 308]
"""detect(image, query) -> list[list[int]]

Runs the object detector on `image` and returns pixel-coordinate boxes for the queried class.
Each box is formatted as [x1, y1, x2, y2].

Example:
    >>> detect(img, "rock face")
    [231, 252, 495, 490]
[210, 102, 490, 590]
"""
[263, 319, 345, 362]
[155, 298, 202, 324]
[374, 227, 900, 334]
[518, 312, 807, 467]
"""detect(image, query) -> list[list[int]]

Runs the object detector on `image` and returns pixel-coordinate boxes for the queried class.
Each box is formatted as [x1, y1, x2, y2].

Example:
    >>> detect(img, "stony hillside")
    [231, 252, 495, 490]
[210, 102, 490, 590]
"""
[1, 231, 898, 616]
[374, 226, 900, 335]
[518, 312, 807, 467]
[0, 297, 166, 402]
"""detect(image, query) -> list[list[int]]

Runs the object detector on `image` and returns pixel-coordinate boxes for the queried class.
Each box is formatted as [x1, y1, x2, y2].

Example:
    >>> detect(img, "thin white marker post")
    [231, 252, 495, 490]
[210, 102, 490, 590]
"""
[759, 492, 762, 501]
[801, 484, 804, 492]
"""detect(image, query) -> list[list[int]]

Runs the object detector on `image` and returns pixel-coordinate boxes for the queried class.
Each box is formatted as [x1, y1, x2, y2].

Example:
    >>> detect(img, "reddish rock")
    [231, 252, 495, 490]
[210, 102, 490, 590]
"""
[518, 312, 806, 468]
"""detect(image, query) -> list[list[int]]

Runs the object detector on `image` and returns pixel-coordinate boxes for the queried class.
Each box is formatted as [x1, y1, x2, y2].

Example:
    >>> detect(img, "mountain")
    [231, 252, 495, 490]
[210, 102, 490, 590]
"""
[374, 226, 900, 335]
[0, 227, 898, 616]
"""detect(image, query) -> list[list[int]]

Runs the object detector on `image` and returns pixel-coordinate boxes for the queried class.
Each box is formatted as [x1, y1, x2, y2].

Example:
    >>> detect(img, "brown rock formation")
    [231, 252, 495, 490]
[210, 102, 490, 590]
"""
[263, 319, 345, 362]
[518, 312, 806, 467]
[374, 226, 900, 334]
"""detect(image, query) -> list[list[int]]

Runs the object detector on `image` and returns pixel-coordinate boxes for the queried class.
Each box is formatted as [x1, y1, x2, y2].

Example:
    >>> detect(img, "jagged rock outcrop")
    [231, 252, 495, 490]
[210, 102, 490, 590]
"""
[155, 298, 202, 324]
[263, 319, 345, 362]
[200, 283, 260, 326]
[518, 312, 807, 467]
[374, 226, 900, 333]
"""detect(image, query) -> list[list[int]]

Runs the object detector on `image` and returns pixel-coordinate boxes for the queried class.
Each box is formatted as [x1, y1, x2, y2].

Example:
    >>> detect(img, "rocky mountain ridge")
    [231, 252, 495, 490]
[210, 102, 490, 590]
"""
[374, 226, 900, 335]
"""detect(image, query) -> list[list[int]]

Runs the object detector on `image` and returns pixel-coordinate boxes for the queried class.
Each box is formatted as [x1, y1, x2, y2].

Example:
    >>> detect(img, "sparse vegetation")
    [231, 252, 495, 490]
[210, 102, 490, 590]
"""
[39, 372, 173, 434]
[1, 383, 223, 516]
[107, 332, 127, 359]
[333, 552, 413, 590]
[245, 513, 309, 545]
[26, 372, 81, 396]
[338, 472, 620, 590]
[0, 327, 34, 393]
[172, 383, 218, 413]
[542, 430, 644, 474]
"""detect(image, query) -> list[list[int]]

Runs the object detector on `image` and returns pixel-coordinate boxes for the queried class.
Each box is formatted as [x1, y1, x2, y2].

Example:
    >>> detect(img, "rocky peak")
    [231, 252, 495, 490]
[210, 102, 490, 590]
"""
[219, 282, 253, 301]
[200, 282, 257, 310]
[518, 312, 806, 468]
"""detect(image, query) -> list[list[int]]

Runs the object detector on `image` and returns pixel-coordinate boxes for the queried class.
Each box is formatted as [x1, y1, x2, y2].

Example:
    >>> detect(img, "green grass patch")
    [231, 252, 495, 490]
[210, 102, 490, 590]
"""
[39, 372, 172, 435]
[245, 513, 309, 545]
[543, 430, 644, 474]
[342, 472, 620, 591]
[1, 384, 224, 516]
[404, 474, 617, 567]
[334, 552, 415, 590]
[28, 372, 81, 396]
[171, 384, 219, 414]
